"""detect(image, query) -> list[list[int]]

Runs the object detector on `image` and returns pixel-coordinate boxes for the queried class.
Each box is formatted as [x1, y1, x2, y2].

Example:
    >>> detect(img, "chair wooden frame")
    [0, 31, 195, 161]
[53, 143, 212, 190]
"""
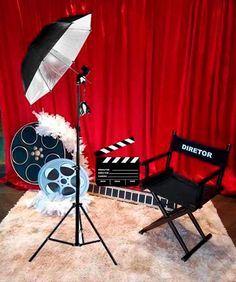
[139, 131, 231, 261]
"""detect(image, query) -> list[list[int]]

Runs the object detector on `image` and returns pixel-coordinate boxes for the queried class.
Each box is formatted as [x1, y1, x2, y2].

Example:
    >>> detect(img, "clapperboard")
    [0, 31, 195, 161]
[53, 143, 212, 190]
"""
[95, 137, 140, 186]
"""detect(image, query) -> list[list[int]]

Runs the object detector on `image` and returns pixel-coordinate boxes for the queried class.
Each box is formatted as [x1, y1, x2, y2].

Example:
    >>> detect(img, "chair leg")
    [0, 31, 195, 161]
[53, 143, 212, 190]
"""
[139, 193, 213, 261]
[181, 233, 212, 261]
[139, 216, 168, 234]
[167, 220, 189, 255]
[139, 207, 188, 234]
[179, 210, 212, 261]
[139, 194, 189, 255]
[187, 211, 206, 238]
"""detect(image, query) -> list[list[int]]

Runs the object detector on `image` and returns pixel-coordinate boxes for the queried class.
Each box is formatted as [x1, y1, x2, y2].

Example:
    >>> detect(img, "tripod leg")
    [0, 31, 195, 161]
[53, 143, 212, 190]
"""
[80, 205, 118, 265]
[75, 201, 81, 246]
[79, 208, 85, 244]
[75, 203, 85, 245]
[29, 204, 74, 262]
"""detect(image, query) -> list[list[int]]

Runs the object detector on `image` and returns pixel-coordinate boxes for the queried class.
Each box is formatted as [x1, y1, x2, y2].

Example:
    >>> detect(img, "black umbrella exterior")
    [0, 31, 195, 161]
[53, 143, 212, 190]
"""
[22, 14, 91, 104]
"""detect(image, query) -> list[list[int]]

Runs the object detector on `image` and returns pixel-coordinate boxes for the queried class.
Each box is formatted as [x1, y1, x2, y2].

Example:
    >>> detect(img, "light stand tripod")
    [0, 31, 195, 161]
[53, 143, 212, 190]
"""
[29, 66, 117, 265]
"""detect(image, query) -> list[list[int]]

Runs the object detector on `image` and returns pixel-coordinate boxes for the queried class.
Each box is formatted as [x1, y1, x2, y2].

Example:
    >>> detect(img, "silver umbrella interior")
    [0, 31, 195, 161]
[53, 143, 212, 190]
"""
[26, 14, 91, 104]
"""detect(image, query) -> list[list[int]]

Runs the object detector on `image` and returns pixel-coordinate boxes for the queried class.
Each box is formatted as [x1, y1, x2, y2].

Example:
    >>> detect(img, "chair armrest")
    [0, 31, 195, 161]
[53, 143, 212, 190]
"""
[141, 151, 170, 165]
[198, 168, 222, 186]
[141, 151, 171, 178]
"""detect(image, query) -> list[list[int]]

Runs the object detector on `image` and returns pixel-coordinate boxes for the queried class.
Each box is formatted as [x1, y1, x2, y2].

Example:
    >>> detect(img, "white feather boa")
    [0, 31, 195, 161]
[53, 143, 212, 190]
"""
[29, 111, 92, 216]
[33, 111, 92, 176]
[27, 191, 91, 217]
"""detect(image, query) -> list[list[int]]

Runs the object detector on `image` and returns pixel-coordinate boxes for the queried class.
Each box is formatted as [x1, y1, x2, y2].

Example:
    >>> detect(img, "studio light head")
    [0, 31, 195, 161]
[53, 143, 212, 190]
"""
[77, 65, 90, 83]
[80, 101, 91, 116]
[81, 65, 90, 76]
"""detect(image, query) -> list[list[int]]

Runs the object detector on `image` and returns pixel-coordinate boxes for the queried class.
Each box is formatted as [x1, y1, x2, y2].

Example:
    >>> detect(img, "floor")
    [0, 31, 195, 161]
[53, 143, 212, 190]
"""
[0, 170, 235, 246]
[212, 195, 236, 246]
[0, 183, 24, 221]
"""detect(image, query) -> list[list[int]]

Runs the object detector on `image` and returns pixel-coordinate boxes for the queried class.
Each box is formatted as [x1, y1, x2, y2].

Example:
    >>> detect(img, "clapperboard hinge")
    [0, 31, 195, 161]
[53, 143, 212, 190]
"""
[95, 137, 135, 157]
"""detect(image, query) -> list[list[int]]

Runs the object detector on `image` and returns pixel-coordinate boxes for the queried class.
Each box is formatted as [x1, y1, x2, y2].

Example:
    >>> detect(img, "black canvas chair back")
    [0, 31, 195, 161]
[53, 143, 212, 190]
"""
[171, 134, 230, 167]
[139, 131, 231, 261]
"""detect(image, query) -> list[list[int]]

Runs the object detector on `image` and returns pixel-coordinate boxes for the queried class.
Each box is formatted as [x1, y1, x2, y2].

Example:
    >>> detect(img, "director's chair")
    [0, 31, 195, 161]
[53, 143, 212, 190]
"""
[139, 131, 231, 261]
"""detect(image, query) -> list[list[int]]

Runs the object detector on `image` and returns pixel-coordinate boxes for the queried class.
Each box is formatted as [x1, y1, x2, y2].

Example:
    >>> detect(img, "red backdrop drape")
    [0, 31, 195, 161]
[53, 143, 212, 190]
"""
[0, 0, 235, 194]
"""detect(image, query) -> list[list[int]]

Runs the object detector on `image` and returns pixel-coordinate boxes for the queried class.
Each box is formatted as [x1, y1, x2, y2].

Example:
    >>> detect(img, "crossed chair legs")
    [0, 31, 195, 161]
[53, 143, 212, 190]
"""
[139, 193, 212, 261]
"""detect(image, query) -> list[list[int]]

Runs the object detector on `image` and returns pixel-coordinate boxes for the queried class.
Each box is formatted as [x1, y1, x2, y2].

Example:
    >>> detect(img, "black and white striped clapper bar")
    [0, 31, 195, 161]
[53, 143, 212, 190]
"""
[95, 137, 140, 186]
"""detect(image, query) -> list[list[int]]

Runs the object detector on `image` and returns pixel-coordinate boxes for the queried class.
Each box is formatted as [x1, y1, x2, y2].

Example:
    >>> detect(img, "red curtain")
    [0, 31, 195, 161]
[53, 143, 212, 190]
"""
[0, 0, 235, 194]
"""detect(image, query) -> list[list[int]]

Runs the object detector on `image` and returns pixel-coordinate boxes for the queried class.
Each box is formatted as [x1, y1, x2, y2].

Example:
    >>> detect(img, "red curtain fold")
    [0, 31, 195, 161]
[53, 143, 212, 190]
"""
[0, 0, 235, 194]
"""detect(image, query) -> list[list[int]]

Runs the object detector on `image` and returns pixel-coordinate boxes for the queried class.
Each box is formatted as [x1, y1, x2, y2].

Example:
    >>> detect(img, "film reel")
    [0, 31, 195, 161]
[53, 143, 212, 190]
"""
[38, 158, 89, 198]
[10, 122, 66, 184]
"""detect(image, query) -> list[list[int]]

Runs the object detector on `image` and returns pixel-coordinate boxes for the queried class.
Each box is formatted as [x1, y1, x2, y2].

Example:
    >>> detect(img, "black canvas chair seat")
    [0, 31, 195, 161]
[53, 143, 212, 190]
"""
[139, 132, 231, 261]
[142, 169, 219, 211]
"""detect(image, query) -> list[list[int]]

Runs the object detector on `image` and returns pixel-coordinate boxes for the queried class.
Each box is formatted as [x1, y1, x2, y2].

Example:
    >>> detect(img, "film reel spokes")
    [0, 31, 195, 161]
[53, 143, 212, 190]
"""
[38, 158, 89, 199]
[10, 122, 65, 184]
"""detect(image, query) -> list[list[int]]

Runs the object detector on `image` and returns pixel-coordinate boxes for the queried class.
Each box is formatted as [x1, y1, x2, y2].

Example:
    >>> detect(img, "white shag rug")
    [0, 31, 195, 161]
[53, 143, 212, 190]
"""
[0, 191, 235, 282]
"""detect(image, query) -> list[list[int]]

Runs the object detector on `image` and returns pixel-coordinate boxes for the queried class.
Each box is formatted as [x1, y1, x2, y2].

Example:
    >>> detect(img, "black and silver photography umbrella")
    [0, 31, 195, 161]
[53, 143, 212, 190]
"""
[21, 14, 117, 265]
[22, 14, 91, 104]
